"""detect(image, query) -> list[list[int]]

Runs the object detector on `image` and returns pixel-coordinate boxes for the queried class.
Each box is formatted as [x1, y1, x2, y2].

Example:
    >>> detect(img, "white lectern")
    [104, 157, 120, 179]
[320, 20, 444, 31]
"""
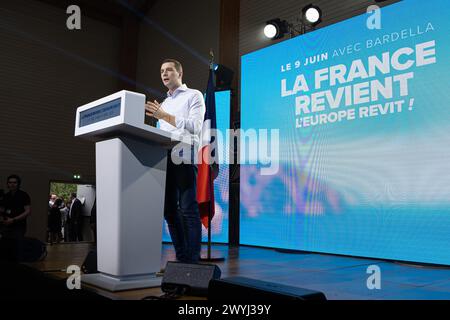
[74, 90, 188, 291]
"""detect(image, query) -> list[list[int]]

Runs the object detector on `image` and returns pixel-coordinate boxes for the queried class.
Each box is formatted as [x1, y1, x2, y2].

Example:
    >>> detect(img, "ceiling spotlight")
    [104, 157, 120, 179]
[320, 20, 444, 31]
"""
[302, 4, 322, 26]
[264, 19, 289, 39]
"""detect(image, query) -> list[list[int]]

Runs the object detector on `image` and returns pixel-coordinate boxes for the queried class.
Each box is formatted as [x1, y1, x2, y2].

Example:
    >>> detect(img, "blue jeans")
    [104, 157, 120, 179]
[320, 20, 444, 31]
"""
[164, 157, 201, 263]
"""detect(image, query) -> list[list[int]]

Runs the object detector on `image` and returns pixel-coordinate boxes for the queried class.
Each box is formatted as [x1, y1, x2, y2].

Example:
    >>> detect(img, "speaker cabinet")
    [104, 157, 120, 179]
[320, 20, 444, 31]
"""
[161, 262, 221, 297]
[208, 276, 327, 301]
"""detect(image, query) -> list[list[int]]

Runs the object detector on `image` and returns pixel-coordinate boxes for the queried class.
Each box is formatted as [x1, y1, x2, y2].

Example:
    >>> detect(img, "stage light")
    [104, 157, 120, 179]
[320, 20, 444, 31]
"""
[264, 19, 289, 39]
[302, 4, 322, 26]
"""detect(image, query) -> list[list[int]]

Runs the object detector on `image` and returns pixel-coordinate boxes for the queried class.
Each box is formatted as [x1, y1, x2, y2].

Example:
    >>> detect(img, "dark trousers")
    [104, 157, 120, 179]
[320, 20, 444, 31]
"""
[164, 158, 201, 263]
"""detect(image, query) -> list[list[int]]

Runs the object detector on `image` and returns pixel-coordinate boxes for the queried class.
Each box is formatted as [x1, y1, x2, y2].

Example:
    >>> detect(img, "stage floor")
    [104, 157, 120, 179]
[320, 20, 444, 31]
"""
[25, 242, 450, 300]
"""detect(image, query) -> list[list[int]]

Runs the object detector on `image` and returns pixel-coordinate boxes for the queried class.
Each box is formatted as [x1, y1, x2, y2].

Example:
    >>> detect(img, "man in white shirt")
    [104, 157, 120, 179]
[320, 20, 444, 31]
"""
[145, 59, 205, 263]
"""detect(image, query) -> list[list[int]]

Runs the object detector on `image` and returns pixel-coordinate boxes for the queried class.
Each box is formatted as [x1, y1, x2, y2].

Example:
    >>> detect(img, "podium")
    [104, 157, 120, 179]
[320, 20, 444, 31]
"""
[74, 90, 189, 291]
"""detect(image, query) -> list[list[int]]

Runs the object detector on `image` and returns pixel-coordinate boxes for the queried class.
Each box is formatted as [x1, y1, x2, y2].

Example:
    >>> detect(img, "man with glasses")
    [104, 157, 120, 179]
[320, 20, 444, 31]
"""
[0, 175, 31, 239]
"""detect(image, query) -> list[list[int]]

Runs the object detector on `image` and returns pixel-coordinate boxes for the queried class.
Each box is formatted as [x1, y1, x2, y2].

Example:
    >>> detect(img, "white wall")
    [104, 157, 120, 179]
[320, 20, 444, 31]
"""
[76, 184, 96, 217]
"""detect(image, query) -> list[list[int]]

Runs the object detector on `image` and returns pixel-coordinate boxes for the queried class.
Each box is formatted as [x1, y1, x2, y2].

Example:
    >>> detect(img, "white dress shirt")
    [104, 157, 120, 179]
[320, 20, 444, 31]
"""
[158, 84, 206, 162]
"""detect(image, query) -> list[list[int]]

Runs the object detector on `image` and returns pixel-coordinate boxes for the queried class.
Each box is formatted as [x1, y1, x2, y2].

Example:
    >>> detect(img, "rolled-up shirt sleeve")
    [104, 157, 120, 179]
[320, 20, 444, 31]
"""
[174, 91, 205, 135]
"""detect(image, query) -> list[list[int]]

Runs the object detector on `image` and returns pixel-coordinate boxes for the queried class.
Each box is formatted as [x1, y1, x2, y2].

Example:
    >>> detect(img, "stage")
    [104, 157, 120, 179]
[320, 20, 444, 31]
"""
[8, 242, 450, 300]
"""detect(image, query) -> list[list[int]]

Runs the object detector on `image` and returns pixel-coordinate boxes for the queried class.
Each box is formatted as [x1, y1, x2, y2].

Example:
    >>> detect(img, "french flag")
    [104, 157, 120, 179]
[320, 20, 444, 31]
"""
[197, 68, 219, 229]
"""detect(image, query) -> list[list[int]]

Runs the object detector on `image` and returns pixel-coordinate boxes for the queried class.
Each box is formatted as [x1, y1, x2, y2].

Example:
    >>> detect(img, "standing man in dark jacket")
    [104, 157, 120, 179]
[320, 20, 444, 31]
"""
[68, 193, 83, 241]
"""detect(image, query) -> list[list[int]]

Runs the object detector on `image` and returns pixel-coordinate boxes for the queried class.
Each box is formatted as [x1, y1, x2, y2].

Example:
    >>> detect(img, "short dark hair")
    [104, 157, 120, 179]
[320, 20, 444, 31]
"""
[7, 174, 21, 187]
[162, 59, 183, 74]
[71, 192, 77, 198]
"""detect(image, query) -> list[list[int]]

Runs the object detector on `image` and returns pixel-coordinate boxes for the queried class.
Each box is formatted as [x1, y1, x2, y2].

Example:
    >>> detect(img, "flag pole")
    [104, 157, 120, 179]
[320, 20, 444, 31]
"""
[200, 49, 225, 262]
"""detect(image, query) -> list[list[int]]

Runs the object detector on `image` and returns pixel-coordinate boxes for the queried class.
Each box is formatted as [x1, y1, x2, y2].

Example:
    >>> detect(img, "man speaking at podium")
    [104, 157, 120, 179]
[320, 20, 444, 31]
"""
[145, 59, 205, 264]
